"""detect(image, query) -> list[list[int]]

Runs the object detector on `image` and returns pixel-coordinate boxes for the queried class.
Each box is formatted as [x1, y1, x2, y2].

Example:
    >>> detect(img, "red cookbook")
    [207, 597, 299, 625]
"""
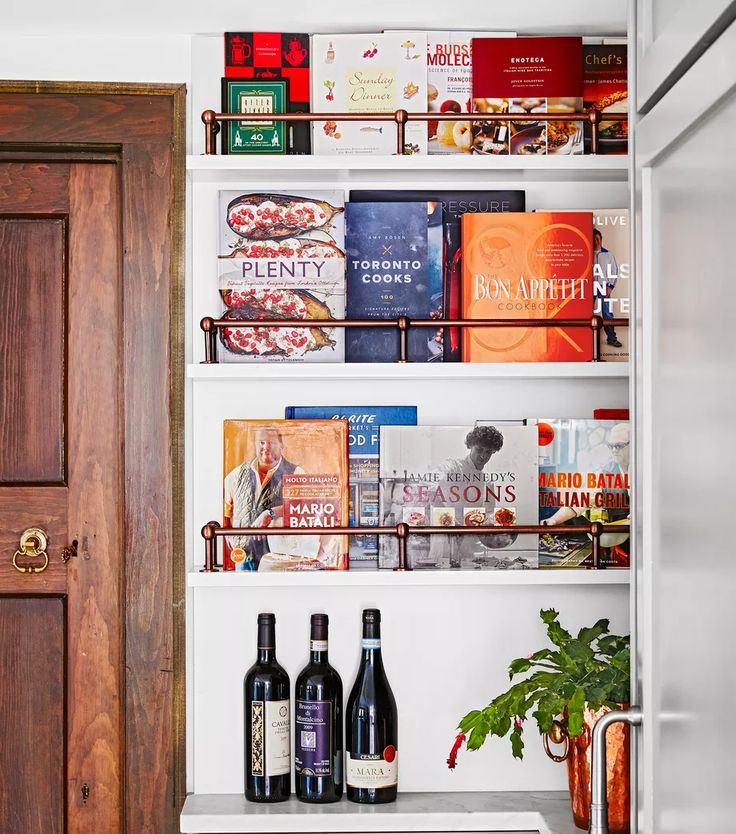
[471, 36, 583, 155]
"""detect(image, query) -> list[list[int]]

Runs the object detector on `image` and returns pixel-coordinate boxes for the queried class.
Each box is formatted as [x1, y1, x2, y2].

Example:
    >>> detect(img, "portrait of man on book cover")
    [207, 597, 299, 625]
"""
[223, 420, 349, 571]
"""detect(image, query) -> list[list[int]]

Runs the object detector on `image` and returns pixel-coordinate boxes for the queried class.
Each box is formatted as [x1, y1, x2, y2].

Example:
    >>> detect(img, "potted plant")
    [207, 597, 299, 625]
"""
[447, 609, 631, 833]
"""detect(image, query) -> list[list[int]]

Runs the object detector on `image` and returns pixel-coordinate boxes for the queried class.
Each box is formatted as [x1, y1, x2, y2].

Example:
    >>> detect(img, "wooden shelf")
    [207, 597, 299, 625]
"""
[187, 362, 629, 382]
[180, 790, 576, 834]
[188, 569, 629, 588]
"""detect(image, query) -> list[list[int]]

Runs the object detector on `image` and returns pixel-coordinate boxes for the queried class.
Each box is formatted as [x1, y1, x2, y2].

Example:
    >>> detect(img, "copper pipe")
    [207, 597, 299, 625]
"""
[206, 523, 628, 537]
[398, 315, 409, 363]
[206, 316, 630, 330]
[588, 109, 601, 156]
[395, 522, 410, 571]
[591, 315, 602, 362]
[590, 520, 603, 570]
[202, 108, 625, 154]
[395, 108, 408, 154]
[200, 316, 218, 364]
[201, 521, 221, 572]
[202, 521, 627, 571]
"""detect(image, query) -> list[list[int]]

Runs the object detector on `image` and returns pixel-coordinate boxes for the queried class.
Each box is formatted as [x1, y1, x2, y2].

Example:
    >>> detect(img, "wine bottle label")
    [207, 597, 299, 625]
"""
[346, 750, 398, 789]
[295, 699, 332, 776]
[252, 699, 290, 777]
[310, 640, 328, 652]
[361, 638, 381, 650]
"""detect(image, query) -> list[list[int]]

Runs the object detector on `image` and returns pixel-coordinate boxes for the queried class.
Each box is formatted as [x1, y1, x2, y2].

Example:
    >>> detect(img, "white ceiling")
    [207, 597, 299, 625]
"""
[3, 0, 628, 36]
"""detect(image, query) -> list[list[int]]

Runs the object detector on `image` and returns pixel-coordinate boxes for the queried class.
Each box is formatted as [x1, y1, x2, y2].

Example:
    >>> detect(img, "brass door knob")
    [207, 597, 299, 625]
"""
[12, 527, 49, 574]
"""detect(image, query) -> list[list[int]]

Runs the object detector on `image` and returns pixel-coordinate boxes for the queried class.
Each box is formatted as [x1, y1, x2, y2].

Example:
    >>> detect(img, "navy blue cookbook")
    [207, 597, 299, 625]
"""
[345, 201, 443, 363]
[349, 190, 526, 360]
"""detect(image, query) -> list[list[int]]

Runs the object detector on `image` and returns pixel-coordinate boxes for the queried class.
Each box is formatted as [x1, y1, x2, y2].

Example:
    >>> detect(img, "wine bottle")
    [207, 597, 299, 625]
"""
[346, 608, 398, 804]
[244, 612, 290, 802]
[295, 613, 343, 803]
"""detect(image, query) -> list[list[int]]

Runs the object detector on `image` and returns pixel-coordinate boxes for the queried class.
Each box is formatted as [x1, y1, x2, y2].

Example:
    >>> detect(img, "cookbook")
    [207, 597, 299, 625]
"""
[378, 424, 538, 569]
[583, 44, 627, 154]
[284, 406, 418, 568]
[345, 201, 443, 362]
[224, 32, 311, 154]
[349, 189, 526, 360]
[461, 211, 594, 361]
[471, 36, 584, 155]
[221, 78, 289, 155]
[223, 419, 349, 571]
[217, 189, 346, 362]
[310, 32, 428, 155]
[593, 209, 629, 361]
[538, 419, 630, 568]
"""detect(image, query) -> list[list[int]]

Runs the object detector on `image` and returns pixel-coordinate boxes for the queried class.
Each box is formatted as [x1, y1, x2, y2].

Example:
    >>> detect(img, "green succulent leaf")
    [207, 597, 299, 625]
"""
[566, 687, 586, 736]
[510, 725, 524, 759]
[458, 710, 482, 733]
[508, 657, 533, 679]
[577, 619, 610, 645]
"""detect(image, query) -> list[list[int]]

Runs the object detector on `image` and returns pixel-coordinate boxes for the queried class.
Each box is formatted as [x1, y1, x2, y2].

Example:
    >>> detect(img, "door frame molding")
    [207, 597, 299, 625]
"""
[0, 81, 186, 832]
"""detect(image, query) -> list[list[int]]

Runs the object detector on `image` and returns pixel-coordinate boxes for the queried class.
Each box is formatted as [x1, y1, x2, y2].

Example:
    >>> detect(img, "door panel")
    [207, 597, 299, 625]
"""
[66, 161, 123, 830]
[0, 487, 67, 591]
[0, 160, 123, 833]
[634, 20, 736, 834]
[0, 597, 65, 834]
[0, 216, 66, 483]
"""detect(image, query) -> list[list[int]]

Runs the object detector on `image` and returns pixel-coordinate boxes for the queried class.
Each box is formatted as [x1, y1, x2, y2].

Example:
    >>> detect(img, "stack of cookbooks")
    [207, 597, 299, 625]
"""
[220, 416, 630, 572]
[220, 31, 627, 156]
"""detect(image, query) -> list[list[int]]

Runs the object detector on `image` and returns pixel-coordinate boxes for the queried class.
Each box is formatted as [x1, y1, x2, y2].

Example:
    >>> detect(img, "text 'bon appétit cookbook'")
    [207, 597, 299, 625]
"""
[217, 189, 346, 362]
[461, 211, 594, 361]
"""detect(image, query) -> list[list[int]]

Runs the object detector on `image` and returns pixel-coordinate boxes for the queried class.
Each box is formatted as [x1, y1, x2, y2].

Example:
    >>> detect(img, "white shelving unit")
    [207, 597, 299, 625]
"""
[185, 19, 631, 831]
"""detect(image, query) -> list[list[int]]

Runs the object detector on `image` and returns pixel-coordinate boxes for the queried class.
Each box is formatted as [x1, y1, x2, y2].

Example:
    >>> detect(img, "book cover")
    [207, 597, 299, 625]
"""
[349, 189, 526, 359]
[224, 32, 311, 154]
[461, 211, 594, 362]
[345, 201, 443, 362]
[392, 31, 513, 153]
[221, 78, 289, 155]
[471, 36, 583, 155]
[583, 44, 627, 154]
[592, 409, 629, 420]
[284, 406, 418, 567]
[310, 33, 428, 155]
[217, 190, 346, 362]
[223, 419, 349, 571]
[593, 209, 629, 361]
[538, 419, 630, 568]
[378, 424, 538, 569]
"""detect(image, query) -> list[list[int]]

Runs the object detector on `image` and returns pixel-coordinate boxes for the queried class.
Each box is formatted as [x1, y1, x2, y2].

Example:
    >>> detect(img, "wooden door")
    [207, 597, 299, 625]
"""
[0, 160, 123, 832]
[0, 85, 184, 833]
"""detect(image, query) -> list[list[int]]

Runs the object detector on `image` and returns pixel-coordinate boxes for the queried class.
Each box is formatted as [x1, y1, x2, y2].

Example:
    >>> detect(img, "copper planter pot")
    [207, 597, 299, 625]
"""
[544, 704, 630, 833]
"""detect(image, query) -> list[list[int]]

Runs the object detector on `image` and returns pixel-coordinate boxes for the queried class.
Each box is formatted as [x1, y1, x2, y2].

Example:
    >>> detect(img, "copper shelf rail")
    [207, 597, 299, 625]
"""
[201, 314, 629, 363]
[200, 520, 629, 573]
[202, 108, 627, 155]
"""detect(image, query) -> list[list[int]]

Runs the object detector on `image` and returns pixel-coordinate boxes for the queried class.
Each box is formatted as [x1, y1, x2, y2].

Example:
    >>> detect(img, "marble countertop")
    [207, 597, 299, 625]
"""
[180, 791, 578, 834]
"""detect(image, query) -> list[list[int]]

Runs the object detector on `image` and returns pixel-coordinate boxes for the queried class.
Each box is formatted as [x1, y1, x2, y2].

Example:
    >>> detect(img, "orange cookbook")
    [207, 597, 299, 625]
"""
[461, 211, 594, 361]
[223, 419, 349, 571]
